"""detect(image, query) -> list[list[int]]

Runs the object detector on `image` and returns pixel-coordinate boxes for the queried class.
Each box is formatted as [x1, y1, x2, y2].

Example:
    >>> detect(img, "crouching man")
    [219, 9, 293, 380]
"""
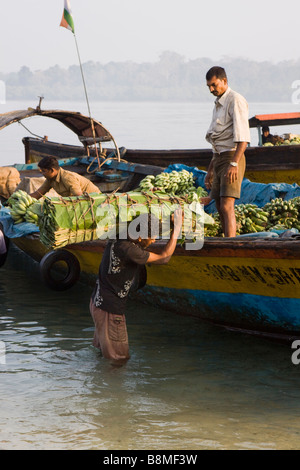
[30, 156, 100, 199]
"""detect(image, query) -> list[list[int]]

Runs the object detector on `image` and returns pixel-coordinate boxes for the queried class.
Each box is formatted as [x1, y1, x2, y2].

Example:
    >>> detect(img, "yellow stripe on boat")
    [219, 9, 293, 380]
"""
[146, 255, 300, 299]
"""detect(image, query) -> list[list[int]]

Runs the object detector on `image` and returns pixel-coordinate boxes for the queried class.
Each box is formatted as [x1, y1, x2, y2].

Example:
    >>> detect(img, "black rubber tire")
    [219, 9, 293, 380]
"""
[39, 249, 81, 291]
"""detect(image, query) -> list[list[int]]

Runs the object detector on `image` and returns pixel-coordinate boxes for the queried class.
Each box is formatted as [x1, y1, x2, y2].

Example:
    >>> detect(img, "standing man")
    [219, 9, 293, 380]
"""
[205, 66, 250, 237]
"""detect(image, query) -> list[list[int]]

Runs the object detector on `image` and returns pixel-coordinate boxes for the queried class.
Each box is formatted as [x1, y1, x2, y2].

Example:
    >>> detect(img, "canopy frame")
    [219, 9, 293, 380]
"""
[0, 103, 120, 161]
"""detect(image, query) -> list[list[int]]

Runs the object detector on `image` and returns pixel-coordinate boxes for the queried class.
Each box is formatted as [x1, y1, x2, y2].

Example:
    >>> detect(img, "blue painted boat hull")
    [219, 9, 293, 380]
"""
[135, 285, 300, 338]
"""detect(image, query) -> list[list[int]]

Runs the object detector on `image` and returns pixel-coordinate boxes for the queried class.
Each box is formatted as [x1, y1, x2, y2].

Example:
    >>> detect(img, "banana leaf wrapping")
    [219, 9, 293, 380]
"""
[39, 191, 215, 249]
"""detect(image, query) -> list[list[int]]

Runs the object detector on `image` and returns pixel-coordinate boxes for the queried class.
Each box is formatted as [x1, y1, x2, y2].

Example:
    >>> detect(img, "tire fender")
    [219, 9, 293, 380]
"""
[39, 249, 80, 291]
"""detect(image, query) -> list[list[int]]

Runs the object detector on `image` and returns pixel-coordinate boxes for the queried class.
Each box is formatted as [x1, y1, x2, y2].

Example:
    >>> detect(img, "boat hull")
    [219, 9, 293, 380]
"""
[11, 235, 300, 339]
[137, 286, 300, 339]
[135, 241, 300, 338]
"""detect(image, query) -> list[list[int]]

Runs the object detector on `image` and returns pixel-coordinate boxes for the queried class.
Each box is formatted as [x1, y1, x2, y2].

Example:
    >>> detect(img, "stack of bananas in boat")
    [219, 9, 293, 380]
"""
[138, 170, 208, 198]
[235, 204, 269, 234]
[236, 198, 300, 233]
[205, 197, 300, 236]
[263, 197, 300, 231]
[203, 204, 271, 237]
[7, 190, 42, 225]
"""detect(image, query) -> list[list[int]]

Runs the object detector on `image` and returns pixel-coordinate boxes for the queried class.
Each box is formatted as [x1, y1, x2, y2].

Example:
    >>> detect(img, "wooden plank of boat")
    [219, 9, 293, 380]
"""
[22, 136, 300, 185]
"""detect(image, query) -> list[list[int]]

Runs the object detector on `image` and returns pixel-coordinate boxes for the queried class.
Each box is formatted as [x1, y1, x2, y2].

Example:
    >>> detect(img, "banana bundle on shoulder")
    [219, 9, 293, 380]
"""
[7, 190, 41, 225]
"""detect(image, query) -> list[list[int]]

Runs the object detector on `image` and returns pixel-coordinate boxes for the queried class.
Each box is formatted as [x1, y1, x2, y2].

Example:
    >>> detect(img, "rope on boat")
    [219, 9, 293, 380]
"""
[18, 121, 44, 140]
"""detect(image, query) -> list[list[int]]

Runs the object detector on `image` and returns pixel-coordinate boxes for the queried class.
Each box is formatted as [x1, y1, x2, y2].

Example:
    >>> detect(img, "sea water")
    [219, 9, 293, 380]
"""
[1, 100, 300, 450]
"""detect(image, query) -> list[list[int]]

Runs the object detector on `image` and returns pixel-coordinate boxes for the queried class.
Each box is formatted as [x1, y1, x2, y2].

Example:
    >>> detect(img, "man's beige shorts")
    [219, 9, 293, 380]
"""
[210, 151, 246, 200]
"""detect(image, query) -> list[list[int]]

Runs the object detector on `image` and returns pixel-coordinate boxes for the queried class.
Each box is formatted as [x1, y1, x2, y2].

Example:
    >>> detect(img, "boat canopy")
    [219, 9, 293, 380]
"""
[249, 112, 300, 128]
[0, 107, 113, 144]
[249, 112, 300, 146]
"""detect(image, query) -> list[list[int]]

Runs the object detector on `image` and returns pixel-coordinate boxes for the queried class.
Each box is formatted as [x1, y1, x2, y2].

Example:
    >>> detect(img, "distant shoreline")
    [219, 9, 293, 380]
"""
[1, 52, 299, 102]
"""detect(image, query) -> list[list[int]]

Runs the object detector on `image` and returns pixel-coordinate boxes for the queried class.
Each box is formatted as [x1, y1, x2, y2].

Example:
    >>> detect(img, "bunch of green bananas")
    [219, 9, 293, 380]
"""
[7, 190, 41, 225]
[235, 203, 269, 234]
[203, 196, 300, 237]
[139, 170, 200, 196]
[263, 198, 300, 230]
[202, 210, 221, 237]
[24, 202, 42, 225]
[204, 220, 222, 237]
[138, 175, 156, 191]
[203, 204, 269, 237]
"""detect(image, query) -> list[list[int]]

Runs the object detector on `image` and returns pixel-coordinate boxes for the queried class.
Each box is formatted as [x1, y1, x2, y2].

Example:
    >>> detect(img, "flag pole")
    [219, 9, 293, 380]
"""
[60, 1, 100, 167]
[73, 32, 100, 164]
[73, 33, 91, 119]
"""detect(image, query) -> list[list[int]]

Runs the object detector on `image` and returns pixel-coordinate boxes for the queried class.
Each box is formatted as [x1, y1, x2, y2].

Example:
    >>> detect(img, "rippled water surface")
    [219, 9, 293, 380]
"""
[1, 246, 300, 450]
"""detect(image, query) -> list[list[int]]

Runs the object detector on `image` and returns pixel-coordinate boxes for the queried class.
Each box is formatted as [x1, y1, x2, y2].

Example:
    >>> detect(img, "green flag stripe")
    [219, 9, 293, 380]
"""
[64, 8, 75, 32]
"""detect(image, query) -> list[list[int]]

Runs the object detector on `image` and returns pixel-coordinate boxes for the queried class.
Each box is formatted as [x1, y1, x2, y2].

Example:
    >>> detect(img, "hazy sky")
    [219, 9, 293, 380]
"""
[1, 0, 300, 73]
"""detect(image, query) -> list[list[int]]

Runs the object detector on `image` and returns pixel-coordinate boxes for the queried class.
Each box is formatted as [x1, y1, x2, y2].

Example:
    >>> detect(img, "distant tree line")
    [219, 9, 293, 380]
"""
[1, 51, 300, 102]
